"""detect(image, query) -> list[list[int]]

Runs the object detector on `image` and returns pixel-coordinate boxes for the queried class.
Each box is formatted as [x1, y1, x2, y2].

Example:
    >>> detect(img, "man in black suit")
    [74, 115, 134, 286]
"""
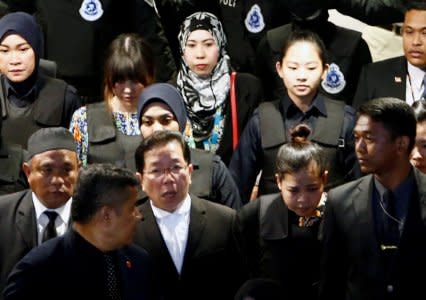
[4, 163, 154, 300]
[133, 130, 245, 300]
[319, 97, 426, 300]
[0, 127, 80, 297]
[353, 1, 426, 108]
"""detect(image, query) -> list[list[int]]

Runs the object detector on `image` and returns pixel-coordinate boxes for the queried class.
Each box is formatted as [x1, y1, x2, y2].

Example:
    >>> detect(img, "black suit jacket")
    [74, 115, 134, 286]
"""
[0, 190, 37, 297]
[353, 56, 407, 109]
[133, 195, 245, 300]
[3, 229, 154, 300]
[319, 169, 426, 300]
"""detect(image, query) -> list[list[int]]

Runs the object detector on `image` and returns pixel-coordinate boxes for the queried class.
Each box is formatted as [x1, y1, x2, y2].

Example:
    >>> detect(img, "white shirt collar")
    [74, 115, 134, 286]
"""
[407, 62, 426, 91]
[150, 194, 191, 219]
[32, 192, 72, 226]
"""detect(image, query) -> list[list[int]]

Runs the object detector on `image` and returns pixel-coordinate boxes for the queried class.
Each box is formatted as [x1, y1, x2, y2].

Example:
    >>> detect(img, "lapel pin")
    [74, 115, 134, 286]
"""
[394, 76, 402, 83]
[126, 260, 132, 269]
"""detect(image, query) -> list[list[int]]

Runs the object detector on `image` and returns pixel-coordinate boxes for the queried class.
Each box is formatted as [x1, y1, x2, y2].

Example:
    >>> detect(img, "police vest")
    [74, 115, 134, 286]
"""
[258, 98, 346, 195]
[86, 102, 140, 171]
[0, 142, 27, 196]
[0, 75, 67, 148]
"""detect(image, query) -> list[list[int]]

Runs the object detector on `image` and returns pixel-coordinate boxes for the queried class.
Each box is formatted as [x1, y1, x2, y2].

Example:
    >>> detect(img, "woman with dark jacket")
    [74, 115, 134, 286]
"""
[0, 12, 81, 148]
[236, 124, 328, 300]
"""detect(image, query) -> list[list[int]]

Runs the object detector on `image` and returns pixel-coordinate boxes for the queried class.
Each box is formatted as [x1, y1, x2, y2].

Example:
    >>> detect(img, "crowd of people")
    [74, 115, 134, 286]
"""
[0, 0, 425, 299]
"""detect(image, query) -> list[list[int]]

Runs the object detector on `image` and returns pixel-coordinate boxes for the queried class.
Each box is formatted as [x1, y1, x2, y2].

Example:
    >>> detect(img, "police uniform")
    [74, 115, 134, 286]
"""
[0, 74, 81, 148]
[85, 102, 141, 171]
[255, 20, 372, 104]
[7, 0, 176, 103]
[229, 93, 358, 204]
[0, 142, 28, 196]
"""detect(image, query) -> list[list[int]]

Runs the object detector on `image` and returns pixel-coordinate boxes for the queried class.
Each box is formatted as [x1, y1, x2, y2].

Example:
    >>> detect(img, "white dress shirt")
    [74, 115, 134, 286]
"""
[32, 192, 72, 245]
[150, 195, 191, 274]
[406, 62, 426, 105]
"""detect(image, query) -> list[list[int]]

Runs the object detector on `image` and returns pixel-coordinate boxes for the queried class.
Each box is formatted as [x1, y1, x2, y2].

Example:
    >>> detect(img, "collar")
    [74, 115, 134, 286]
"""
[150, 194, 191, 219]
[281, 92, 327, 119]
[32, 192, 72, 226]
[4, 77, 37, 106]
[374, 168, 415, 197]
[407, 62, 426, 91]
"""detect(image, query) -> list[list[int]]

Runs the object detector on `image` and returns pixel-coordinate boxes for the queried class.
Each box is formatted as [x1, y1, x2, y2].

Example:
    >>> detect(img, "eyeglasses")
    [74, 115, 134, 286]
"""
[143, 164, 188, 179]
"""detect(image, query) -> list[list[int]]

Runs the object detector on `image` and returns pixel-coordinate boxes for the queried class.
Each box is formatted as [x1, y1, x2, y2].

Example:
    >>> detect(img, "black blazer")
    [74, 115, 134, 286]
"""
[0, 190, 37, 297]
[319, 169, 426, 300]
[3, 229, 154, 300]
[133, 195, 246, 300]
[353, 56, 407, 109]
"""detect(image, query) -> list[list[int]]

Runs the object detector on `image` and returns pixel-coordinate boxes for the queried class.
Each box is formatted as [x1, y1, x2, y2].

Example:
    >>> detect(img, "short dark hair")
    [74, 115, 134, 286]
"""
[404, 0, 426, 11]
[135, 130, 191, 172]
[72, 163, 139, 223]
[276, 124, 327, 177]
[358, 97, 417, 152]
[412, 100, 426, 123]
[278, 29, 327, 66]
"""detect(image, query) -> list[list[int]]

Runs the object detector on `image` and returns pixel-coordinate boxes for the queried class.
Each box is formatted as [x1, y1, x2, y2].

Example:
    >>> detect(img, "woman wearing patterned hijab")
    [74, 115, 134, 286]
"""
[176, 11, 262, 165]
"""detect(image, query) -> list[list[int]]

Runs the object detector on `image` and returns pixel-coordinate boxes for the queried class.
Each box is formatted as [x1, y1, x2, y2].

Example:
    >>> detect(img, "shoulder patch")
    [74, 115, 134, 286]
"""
[245, 4, 265, 34]
[79, 0, 104, 22]
[321, 63, 346, 94]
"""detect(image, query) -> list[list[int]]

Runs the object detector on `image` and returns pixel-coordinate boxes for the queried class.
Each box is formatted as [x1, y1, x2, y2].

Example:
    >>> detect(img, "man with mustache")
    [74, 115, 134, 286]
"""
[0, 127, 80, 297]
[354, 1, 426, 108]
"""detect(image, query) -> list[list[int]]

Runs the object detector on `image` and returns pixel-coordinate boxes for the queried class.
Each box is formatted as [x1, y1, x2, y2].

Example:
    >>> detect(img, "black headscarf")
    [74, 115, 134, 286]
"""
[0, 12, 43, 96]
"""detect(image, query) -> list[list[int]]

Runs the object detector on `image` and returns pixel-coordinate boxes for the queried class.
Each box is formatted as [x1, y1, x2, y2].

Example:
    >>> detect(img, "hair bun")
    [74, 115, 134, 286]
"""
[290, 124, 312, 143]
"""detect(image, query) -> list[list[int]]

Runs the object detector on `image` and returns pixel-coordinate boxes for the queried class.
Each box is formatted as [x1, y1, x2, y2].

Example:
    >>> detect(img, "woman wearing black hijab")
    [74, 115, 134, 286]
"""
[0, 12, 81, 148]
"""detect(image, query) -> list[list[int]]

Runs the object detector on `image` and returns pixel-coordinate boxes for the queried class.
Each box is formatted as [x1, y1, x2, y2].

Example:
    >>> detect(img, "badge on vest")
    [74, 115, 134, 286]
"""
[79, 0, 103, 22]
[245, 4, 265, 34]
[321, 63, 346, 94]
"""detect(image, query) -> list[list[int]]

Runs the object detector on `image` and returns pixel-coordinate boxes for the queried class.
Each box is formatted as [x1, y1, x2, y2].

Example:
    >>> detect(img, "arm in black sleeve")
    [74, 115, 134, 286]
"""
[3, 0, 35, 12]
[352, 63, 371, 110]
[344, 37, 372, 106]
[62, 84, 82, 129]
[211, 155, 242, 210]
[331, 0, 404, 25]
[342, 105, 361, 181]
[132, 0, 176, 83]
[229, 112, 263, 204]
[220, 0, 256, 72]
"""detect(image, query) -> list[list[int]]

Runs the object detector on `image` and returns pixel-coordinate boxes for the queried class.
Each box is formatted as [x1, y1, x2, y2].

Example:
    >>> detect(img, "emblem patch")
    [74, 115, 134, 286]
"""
[321, 63, 346, 94]
[245, 4, 265, 34]
[79, 0, 104, 22]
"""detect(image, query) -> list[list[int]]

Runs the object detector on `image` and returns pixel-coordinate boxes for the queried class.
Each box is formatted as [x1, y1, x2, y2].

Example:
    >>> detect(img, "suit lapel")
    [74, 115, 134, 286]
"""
[389, 56, 407, 101]
[181, 196, 206, 272]
[414, 170, 426, 223]
[15, 191, 37, 248]
[139, 202, 179, 276]
[353, 176, 379, 252]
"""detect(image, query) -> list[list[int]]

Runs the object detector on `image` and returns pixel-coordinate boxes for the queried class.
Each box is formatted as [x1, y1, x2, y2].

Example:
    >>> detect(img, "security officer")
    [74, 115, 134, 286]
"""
[220, 0, 402, 73]
[255, 0, 372, 104]
[6, 0, 176, 104]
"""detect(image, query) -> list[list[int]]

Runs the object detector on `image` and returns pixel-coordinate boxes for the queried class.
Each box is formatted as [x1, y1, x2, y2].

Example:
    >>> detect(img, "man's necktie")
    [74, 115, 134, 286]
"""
[104, 253, 122, 300]
[42, 211, 58, 243]
[421, 73, 426, 100]
[381, 190, 400, 246]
